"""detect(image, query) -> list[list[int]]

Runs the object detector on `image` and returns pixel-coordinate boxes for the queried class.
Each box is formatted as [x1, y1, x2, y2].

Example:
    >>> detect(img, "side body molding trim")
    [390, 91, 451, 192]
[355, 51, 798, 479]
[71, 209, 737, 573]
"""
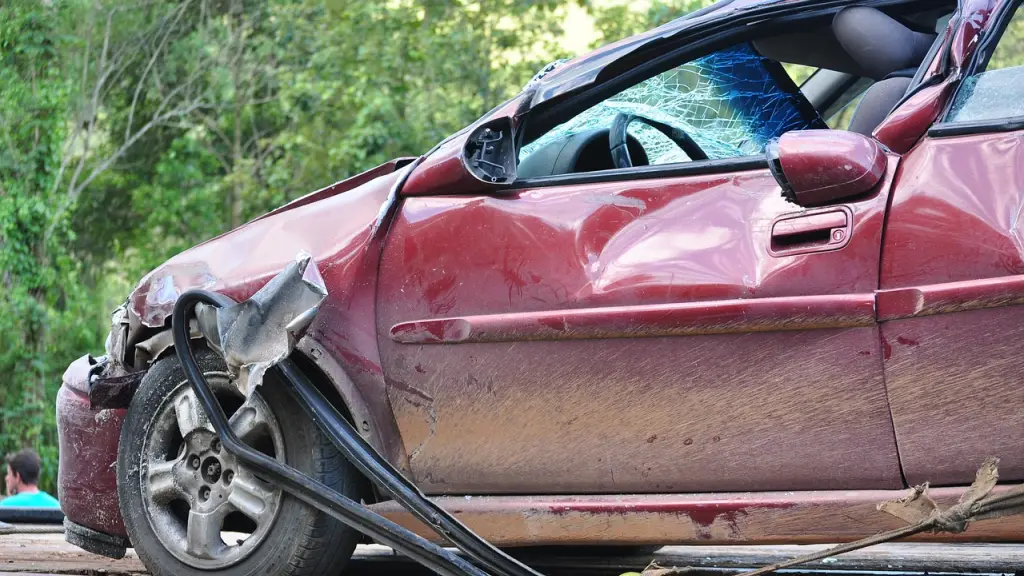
[876, 274, 1024, 322]
[390, 294, 876, 345]
[391, 274, 1024, 346]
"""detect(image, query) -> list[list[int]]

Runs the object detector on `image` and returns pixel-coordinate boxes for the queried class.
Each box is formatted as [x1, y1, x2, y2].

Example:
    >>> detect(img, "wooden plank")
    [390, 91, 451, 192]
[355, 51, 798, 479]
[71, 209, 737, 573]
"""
[622, 543, 1024, 572]
[0, 532, 145, 575]
[4, 531, 1024, 575]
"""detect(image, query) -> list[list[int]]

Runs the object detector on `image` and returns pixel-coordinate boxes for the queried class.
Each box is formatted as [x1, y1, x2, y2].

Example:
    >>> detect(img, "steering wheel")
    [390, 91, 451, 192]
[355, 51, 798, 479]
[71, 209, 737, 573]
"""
[609, 112, 708, 169]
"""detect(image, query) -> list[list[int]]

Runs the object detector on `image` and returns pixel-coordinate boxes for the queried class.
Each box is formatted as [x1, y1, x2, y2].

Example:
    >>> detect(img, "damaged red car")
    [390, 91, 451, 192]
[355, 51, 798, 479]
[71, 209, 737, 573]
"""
[57, 0, 1024, 574]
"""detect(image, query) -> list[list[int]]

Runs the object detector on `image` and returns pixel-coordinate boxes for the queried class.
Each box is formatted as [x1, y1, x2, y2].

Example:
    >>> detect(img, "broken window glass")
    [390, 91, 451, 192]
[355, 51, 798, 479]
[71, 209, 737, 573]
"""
[520, 43, 824, 166]
[948, 3, 1024, 123]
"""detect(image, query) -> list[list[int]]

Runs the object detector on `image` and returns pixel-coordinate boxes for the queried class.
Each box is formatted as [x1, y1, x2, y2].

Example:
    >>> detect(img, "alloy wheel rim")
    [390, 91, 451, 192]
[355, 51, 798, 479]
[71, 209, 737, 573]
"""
[140, 374, 284, 569]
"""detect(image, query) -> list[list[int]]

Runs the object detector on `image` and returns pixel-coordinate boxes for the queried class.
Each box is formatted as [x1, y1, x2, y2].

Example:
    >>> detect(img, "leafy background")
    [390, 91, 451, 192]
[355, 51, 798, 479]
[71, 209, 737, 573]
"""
[6, 0, 1020, 498]
[0, 0, 715, 496]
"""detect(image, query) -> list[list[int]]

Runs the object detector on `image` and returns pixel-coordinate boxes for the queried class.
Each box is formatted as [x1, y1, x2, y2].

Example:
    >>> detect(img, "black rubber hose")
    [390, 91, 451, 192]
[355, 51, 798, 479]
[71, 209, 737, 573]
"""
[277, 358, 543, 576]
[171, 289, 485, 576]
[0, 508, 64, 524]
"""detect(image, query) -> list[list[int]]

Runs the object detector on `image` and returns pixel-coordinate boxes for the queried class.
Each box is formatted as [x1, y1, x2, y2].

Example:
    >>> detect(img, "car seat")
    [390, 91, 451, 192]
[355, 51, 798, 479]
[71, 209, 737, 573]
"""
[833, 7, 937, 135]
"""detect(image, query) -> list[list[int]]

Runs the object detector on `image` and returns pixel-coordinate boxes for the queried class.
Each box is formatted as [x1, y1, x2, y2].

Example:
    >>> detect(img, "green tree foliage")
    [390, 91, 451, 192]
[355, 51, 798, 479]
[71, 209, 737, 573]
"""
[0, 0, 105, 493]
[588, 0, 710, 46]
[5, 0, 1018, 499]
[0, 0, 576, 494]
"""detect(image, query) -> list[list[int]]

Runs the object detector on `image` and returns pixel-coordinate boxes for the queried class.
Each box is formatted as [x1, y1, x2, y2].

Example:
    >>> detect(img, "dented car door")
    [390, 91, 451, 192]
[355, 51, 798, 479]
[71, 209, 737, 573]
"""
[375, 41, 905, 495]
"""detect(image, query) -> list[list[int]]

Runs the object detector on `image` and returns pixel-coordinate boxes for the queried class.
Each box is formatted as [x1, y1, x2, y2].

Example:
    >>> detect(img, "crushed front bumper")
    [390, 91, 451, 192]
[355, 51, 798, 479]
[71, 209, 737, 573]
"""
[56, 355, 128, 539]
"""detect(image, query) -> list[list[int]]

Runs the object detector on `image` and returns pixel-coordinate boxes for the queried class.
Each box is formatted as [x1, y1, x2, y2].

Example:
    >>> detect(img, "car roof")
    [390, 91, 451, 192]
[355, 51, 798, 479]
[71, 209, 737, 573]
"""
[527, 0, 918, 107]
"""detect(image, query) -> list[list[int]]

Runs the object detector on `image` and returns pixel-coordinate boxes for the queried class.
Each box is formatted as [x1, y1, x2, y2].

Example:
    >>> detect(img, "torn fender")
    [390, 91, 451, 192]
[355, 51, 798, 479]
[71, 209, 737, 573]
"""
[196, 252, 328, 396]
[105, 159, 414, 467]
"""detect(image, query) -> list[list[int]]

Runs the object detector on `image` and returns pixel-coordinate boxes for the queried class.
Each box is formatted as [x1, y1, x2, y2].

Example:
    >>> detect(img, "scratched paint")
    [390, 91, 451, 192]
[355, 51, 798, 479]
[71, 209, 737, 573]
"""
[370, 488, 1023, 546]
[57, 383, 128, 537]
[378, 162, 903, 494]
[881, 127, 1024, 485]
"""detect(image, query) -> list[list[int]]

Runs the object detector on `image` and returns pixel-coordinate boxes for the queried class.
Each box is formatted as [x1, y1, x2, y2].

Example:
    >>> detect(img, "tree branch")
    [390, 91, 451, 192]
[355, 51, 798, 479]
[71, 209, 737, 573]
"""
[125, 0, 191, 142]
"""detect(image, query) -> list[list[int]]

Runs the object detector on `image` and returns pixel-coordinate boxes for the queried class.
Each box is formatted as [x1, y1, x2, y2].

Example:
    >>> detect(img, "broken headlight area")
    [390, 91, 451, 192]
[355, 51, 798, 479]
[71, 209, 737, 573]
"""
[195, 252, 327, 396]
[89, 253, 326, 408]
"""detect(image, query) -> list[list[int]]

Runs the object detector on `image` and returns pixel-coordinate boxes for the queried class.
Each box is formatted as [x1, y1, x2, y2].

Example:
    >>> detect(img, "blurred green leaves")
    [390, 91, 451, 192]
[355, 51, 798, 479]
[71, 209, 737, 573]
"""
[0, 0, 711, 494]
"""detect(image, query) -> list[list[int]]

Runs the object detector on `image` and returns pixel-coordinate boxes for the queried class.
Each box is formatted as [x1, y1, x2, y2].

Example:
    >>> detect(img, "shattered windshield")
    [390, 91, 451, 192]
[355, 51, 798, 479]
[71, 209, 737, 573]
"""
[521, 43, 824, 165]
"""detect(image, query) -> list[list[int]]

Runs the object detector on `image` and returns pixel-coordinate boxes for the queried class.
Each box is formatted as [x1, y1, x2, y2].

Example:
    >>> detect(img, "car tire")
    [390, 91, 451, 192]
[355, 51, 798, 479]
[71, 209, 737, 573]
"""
[117, 348, 363, 576]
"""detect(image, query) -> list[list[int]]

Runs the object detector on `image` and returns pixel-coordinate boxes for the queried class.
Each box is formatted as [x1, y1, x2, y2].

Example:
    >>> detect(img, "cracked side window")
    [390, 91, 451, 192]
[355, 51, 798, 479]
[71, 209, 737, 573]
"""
[520, 43, 824, 166]
[948, 3, 1024, 123]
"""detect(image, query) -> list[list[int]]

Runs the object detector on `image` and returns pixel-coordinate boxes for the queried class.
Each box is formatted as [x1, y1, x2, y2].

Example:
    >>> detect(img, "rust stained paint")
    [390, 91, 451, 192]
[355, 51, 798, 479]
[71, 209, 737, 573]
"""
[379, 330, 902, 494]
[546, 500, 796, 541]
[370, 487, 1024, 546]
[389, 294, 876, 344]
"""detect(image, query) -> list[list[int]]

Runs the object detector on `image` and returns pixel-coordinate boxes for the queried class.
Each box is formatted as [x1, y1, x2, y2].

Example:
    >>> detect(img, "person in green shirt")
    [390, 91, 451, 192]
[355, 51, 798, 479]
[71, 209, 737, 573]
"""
[2, 449, 60, 508]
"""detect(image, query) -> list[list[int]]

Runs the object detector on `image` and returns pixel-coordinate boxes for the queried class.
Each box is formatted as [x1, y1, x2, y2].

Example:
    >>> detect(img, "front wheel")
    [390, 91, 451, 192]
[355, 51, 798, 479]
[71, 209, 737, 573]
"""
[117, 349, 363, 576]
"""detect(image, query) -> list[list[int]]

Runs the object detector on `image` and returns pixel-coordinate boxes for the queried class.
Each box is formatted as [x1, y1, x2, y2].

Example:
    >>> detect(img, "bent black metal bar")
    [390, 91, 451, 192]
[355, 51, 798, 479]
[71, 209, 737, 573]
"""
[171, 289, 487, 576]
[276, 357, 543, 576]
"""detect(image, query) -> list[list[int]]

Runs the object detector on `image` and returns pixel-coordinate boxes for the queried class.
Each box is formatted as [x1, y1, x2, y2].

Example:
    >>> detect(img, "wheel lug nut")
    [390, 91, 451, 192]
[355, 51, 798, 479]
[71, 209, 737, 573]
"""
[224, 470, 234, 485]
[199, 486, 211, 501]
[211, 439, 221, 453]
[189, 455, 200, 469]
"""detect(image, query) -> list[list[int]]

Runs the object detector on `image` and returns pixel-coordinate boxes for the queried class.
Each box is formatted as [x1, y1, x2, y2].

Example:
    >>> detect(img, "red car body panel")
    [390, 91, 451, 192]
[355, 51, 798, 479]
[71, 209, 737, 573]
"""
[142, 166, 410, 465]
[371, 486, 1024, 546]
[56, 0, 1024, 548]
[879, 131, 1024, 486]
[57, 165, 414, 540]
[375, 160, 903, 494]
[57, 356, 128, 537]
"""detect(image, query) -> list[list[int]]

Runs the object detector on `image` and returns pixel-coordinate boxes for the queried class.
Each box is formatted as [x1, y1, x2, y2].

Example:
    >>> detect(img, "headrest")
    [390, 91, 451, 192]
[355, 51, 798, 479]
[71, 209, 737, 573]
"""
[833, 7, 937, 80]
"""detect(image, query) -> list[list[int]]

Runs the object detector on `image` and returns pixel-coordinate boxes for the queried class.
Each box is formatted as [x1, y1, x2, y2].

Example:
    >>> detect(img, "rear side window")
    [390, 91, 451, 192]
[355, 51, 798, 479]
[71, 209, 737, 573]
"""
[947, 3, 1024, 123]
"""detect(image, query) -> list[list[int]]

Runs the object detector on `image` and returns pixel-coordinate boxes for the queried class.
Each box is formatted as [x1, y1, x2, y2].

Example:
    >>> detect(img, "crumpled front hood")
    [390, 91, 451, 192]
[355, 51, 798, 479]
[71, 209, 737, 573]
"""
[127, 160, 410, 329]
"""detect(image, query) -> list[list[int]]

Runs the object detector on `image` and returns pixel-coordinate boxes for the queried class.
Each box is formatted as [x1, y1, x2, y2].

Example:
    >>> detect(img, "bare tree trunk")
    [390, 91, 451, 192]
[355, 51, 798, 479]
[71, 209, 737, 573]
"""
[231, 90, 243, 229]
[229, 0, 244, 229]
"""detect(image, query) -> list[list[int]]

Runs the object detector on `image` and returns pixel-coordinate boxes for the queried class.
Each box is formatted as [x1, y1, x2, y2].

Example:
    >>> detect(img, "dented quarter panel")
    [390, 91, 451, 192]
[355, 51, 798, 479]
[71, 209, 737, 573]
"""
[376, 161, 903, 494]
[880, 129, 1024, 486]
[131, 168, 410, 466]
[57, 167, 415, 537]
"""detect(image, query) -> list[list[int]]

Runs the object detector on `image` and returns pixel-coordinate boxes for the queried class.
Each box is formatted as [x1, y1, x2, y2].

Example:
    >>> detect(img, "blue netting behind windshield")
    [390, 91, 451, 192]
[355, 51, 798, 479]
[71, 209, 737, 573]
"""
[522, 43, 823, 165]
